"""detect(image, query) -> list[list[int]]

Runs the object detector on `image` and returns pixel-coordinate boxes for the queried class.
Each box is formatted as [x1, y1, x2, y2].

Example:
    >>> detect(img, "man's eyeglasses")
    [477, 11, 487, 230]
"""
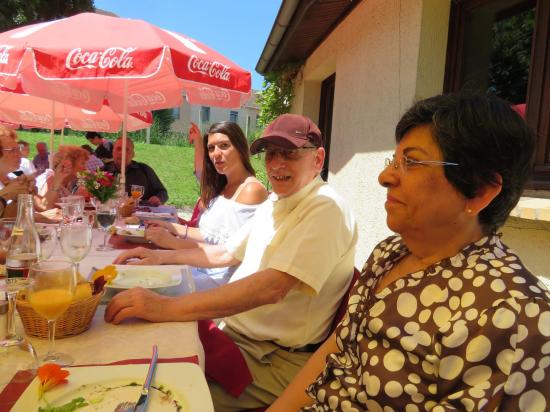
[2, 147, 22, 154]
[257, 146, 316, 162]
[385, 154, 459, 173]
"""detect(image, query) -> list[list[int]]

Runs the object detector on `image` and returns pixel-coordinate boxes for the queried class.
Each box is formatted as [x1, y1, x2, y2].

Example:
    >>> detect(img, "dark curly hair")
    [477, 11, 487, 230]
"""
[395, 92, 535, 234]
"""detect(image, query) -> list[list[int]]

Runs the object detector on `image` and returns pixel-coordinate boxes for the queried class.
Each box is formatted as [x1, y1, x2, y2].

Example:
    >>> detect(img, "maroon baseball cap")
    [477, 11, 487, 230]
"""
[250, 114, 323, 155]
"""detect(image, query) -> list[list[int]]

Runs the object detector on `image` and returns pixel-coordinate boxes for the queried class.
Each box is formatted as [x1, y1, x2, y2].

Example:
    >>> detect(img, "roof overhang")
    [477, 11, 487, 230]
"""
[256, 0, 363, 75]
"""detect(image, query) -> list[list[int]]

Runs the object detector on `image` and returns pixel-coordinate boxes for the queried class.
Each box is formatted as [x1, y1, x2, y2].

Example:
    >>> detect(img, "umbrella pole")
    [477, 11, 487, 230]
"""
[59, 127, 64, 146]
[121, 79, 128, 191]
[49, 100, 55, 170]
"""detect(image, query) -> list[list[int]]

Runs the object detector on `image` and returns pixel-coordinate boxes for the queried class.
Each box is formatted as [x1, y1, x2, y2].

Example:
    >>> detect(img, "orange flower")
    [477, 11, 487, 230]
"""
[38, 363, 70, 398]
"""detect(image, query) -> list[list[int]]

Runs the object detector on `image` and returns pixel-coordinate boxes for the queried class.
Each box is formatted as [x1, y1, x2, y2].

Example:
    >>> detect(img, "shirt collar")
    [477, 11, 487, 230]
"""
[270, 176, 324, 215]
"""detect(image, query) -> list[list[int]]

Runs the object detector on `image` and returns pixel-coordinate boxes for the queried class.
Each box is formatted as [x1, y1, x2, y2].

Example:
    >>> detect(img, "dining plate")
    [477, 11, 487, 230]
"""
[106, 265, 183, 289]
[115, 226, 149, 243]
[12, 362, 214, 411]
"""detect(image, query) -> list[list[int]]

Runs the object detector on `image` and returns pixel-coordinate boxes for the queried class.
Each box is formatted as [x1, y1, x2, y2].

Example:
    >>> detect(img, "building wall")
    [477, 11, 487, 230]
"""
[171, 93, 260, 138]
[291, 0, 451, 266]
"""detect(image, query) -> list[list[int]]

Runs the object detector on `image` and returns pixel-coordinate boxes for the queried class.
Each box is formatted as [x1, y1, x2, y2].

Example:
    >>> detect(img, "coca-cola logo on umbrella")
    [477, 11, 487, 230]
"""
[48, 82, 91, 104]
[197, 87, 230, 102]
[18, 110, 51, 125]
[187, 55, 231, 82]
[66, 47, 136, 70]
[128, 91, 166, 108]
[0, 45, 12, 65]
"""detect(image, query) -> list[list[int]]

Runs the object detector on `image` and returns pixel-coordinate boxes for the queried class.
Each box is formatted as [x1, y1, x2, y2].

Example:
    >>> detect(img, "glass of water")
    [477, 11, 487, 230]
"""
[59, 222, 92, 275]
[95, 202, 117, 251]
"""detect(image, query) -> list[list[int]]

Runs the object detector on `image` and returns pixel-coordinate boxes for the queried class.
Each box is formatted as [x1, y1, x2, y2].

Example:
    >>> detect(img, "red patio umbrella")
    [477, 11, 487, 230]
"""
[0, 12, 251, 183]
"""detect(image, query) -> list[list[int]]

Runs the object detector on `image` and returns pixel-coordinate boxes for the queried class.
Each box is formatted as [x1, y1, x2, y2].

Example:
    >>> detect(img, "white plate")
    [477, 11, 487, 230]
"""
[115, 226, 149, 243]
[12, 362, 214, 412]
[106, 265, 182, 290]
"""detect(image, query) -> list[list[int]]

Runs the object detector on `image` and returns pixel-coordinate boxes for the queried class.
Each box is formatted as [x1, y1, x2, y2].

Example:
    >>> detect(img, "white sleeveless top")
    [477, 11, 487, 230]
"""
[192, 177, 263, 291]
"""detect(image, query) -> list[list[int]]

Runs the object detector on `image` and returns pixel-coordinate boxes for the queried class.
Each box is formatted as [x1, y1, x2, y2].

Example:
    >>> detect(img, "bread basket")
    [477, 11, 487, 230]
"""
[16, 285, 104, 339]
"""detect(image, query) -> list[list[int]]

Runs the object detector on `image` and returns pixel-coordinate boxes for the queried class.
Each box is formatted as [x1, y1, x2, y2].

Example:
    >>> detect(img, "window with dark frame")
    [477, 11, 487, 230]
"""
[445, 0, 550, 190]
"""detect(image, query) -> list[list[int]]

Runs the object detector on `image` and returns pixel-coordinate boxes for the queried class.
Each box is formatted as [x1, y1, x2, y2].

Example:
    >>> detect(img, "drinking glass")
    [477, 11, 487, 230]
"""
[59, 223, 92, 275]
[130, 184, 144, 206]
[96, 202, 117, 251]
[27, 260, 75, 366]
[0, 278, 30, 347]
[0, 218, 15, 266]
[36, 224, 57, 261]
[60, 195, 84, 224]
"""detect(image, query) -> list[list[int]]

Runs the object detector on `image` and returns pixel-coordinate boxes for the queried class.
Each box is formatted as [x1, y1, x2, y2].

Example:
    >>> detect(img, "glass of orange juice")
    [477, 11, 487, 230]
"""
[27, 260, 75, 366]
[130, 184, 144, 206]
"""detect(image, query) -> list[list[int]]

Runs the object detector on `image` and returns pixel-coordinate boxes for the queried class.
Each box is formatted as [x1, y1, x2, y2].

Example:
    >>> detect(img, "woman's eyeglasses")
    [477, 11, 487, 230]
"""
[385, 154, 459, 173]
[258, 146, 316, 162]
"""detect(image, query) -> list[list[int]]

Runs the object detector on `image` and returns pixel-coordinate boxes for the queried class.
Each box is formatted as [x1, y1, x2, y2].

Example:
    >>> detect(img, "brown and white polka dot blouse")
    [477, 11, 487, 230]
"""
[304, 235, 550, 411]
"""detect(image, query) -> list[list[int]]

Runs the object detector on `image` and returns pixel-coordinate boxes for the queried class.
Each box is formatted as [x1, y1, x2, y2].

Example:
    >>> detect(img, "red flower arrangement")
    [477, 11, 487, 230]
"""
[77, 169, 118, 203]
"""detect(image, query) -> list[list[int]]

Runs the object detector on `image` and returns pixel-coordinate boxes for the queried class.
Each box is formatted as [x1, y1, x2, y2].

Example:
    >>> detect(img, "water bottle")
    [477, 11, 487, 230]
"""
[6, 194, 40, 278]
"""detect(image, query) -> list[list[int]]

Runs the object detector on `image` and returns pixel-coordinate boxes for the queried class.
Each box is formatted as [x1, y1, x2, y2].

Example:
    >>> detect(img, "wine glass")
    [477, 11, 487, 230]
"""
[0, 339, 39, 388]
[96, 202, 117, 251]
[130, 184, 144, 207]
[59, 223, 92, 275]
[27, 260, 75, 366]
[0, 278, 30, 347]
[36, 224, 57, 261]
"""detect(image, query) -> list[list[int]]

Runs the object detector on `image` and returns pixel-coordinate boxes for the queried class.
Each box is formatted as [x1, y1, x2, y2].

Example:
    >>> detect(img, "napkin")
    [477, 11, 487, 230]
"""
[198, 319, 252, 398]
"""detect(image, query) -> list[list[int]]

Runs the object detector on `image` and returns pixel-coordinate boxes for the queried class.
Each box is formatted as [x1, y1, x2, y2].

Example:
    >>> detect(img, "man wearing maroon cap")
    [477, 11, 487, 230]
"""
[105, 114, 358, 411]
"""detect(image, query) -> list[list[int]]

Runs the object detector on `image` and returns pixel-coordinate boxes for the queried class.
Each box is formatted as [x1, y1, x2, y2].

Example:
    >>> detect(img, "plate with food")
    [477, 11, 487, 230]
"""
[92, 265, 183, 290]
[12, 362, 214, 411]
[115, 226, 148, 243]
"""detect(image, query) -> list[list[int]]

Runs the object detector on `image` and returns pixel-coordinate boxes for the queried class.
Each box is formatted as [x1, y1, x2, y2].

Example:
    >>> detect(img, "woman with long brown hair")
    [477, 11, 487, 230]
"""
[146, 121, 267, 290]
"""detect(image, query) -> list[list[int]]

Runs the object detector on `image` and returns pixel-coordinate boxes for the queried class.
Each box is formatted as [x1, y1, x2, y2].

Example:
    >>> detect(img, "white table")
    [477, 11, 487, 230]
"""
[9, 226, 203, 365]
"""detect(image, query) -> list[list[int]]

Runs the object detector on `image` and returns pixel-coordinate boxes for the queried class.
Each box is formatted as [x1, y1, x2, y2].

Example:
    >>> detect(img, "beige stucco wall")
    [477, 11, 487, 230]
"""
[291, 0, 451, 266]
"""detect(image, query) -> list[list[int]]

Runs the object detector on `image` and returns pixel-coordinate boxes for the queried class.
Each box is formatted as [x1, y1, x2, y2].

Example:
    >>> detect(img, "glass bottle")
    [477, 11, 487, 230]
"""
[6, 194, 40, 278]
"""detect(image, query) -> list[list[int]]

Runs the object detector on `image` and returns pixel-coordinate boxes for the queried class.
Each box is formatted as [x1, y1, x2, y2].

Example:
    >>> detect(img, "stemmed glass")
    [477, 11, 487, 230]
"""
[36, 224, 57, 261]
[131, 184, 144, 207]
[59, 222, 92, 275]
[96, 202, 117, 251]
[0, 277, 30, 347]
[0, 217, 15, 264]
[27, 260, 75, 366]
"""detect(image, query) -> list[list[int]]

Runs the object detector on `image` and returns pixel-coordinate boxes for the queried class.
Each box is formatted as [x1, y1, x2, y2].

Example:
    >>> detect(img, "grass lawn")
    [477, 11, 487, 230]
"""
[16, 130, 268, 208]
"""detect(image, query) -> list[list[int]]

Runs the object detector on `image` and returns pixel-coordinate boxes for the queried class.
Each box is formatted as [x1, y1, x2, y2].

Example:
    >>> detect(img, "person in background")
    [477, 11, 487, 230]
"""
[85, 131, 113, 164]
[32, 141, 49, 175]
[105, 114, 358, 411]
[0, 127, 35, 217]
[36, 145, 89, 209]
[145, 121, 267, 290]
[104, 137, 168, 206]
[81, 144, 104, 172]
[11, 140, 37, 177]
[270, 92, 550, 411]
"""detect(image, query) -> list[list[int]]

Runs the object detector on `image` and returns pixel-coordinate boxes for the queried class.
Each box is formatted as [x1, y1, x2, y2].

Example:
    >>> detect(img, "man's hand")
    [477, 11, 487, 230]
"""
[145, 226, 175, 249]
[104, 287, 172, 324]
[188, 122, 201, 145]
[147, 196, 161, 206]
[113, 247, 163, 265]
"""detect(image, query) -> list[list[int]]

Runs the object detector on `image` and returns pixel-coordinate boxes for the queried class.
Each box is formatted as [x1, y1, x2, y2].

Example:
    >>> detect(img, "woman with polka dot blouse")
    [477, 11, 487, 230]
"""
[270, 92, 550, 412]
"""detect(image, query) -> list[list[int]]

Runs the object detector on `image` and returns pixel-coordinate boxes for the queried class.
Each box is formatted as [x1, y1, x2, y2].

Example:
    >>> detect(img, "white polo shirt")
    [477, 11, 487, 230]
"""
[224, 177, 358, 348]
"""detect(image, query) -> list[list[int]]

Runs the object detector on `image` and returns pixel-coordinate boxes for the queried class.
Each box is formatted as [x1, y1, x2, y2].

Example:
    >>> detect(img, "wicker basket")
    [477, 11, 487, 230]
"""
[16, 287, 104, 339]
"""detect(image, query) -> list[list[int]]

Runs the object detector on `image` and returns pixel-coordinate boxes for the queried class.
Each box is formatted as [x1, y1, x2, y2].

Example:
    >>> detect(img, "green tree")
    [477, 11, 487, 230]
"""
[150, 108, 175, 138]
[0, 0, 95, 31]
[256, 64, 301, 131]
[488, 7, 535, 104]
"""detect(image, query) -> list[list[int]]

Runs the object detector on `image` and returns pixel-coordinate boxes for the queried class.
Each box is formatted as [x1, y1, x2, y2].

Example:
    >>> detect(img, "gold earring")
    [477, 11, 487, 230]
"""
[467, 208, 472, 214]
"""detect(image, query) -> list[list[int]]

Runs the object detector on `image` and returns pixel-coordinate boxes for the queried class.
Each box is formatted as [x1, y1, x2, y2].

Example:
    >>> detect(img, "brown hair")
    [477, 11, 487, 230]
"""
[200, 122, 255, 207]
